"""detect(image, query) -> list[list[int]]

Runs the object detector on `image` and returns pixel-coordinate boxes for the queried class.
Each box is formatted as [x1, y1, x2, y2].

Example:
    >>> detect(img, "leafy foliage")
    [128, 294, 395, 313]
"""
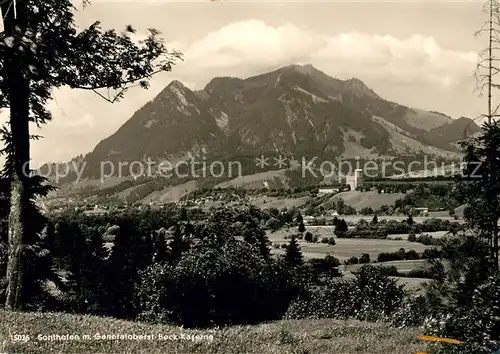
[286, 265, 406, 322]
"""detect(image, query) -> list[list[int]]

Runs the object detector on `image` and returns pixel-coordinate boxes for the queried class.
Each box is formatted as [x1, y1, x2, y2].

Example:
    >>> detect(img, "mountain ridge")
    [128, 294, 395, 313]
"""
[40, 64, 481, 185]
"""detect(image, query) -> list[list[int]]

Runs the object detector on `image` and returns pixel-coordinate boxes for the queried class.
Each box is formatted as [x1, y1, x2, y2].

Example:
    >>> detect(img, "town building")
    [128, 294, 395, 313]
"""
[345, 169, 363, 190]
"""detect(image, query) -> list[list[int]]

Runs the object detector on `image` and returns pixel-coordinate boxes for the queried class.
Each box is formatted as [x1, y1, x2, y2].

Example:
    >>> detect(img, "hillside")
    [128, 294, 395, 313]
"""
[41, 64, 480, 187]
[425, 116, 482, 143]
[332, 191, 406, 210]
[0, 311, 427, 354]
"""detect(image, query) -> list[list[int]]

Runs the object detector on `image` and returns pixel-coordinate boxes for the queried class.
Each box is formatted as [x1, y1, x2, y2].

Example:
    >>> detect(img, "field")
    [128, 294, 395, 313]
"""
[214, 169, 288, 189]
[140, 180, 198, 204]
[268, 227, 431, 261]
[249, 196, 309, 209]
[331, 191, 405, 210]
[268, 226, 434, 292]
[0, 311, 427, 354]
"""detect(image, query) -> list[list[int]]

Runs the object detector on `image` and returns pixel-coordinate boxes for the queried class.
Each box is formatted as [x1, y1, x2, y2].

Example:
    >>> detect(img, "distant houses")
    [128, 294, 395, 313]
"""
[318, 187, 339, 195]
[303, 215, 316, 225]
[413, 207, 429, 215]
[83, 205, 108, 216]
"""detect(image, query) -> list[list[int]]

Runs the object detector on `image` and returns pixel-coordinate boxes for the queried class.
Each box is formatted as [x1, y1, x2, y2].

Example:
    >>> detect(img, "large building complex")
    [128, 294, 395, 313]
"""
[345, 169, 363, 190]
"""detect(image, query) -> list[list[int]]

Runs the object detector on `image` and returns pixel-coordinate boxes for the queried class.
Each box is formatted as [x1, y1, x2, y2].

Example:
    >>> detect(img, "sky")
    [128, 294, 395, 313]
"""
[0, 0, 494, 167]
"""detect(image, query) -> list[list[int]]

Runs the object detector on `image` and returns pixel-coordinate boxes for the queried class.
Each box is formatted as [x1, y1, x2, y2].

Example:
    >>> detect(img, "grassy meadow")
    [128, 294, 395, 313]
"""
[0, 311, 428, 354]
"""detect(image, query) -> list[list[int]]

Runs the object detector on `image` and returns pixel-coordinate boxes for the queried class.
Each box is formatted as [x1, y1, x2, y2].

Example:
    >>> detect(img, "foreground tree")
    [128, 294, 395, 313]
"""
[469, 0, 500, 272]
[420, 2, 500, 350]
[0, 0, 181, 310]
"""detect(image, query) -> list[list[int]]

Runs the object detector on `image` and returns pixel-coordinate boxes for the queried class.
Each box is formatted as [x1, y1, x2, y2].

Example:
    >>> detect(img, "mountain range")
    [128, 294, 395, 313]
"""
[41, 64, 481, 191]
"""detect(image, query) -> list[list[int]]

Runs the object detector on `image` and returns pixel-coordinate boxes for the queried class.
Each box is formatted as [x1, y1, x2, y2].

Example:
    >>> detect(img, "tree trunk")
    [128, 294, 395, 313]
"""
[2, 1, 31, 311]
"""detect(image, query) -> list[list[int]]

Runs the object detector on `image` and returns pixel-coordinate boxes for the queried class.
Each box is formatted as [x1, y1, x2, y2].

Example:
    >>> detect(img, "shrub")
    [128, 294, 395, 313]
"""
[266, 217, 281, 231]
[345, 256, 359, 265]
[377, 248, 420, 262]
[304, 231, 314, 243]
[391, 295, 432, 328]
[306, 255, 341, 278]
[359, 253, 370, 264]
[405, 249, 420, 260]
[406, 268, 434, 279]
[416, 234, 437, 246]
[286, 265, 406, 322]
[137, 239, 295, 327]
[423, 274, 500, 353]
[377, 265, 400, 277]
[326, 237, 336, 245]
[421, 248, 441, 259]
[321, 237, 336, 245]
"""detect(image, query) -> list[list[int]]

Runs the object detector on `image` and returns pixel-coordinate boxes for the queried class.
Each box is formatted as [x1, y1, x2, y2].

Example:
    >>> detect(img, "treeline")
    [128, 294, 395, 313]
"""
[344, 247, 441, 266]
[363, 175, 458, 183]
[328, 216, 461, 240]
[0, 205, 417, 328]
[182, 185, 324, 202]
[303, 197, 357, 217]
[0, 203, 497, 351]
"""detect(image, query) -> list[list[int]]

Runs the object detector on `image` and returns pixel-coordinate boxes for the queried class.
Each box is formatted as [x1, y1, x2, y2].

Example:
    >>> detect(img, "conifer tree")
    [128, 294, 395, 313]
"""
[284, 235, 303, 268]
[296, 212, 303, 225]
[105, 219, 139, 318]
[152, 231, 168, 264]
[78, 226, 109, 315]
[168, 224, 188, 265]
[242, 220, 271, 259]
[298, 221, 306, 234]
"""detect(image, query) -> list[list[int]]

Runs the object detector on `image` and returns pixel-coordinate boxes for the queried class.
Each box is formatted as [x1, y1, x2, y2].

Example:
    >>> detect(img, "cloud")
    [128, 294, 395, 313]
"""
[9, 19, 482, 166]
[177, 21, 478, 89]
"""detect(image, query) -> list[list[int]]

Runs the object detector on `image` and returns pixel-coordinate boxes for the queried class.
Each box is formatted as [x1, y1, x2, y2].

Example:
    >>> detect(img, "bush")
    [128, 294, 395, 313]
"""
[266, 217, 281, 231]
[137, 239, 295, 327]
[345, 256, 359, 265]
[405, 249, 420, 260]
[416, 234, 438, 246]
[377, 248, 420, 262]
[304, 231, 314, 243]
[286, 265, 406, 322]
[421, 248, 441, 259]
[391, 295, 432, 328]
[423, 274, 500, 353]
[321, 237, 336, 245]
[377, 265, 400, 276]
[306, 255, 341, 278]
[406, 268, 434, 279]
[359, 253, 370, 264]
